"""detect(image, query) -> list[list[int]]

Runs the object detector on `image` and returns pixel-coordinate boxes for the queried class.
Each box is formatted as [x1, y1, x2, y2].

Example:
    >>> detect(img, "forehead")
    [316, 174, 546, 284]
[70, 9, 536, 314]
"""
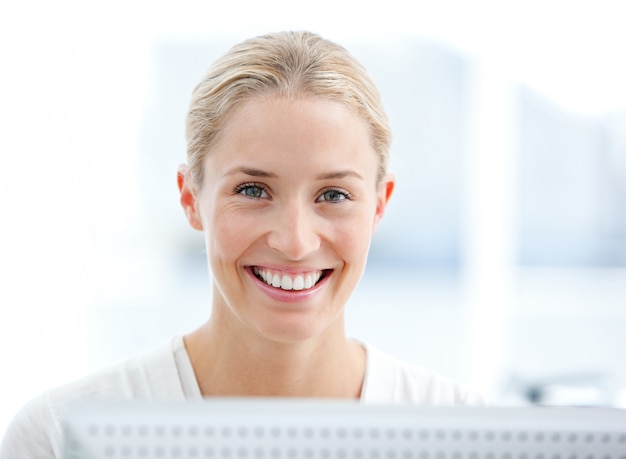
[224, 94, 369, 139]
[204, 95, 378, 180]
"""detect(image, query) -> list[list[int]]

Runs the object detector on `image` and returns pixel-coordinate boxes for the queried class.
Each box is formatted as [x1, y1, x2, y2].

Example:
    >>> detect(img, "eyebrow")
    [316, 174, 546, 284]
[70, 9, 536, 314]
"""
[224, 167, 278, 178]
[316, 170, 364, 181]
[224, 166, 363, 181]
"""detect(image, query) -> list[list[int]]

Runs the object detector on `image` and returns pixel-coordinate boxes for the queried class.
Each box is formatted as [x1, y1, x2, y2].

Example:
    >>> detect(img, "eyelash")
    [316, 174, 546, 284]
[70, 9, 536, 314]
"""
[233, 182, 269, 199]
[233, 183, 351, 203]
[316, 187, 352, 203]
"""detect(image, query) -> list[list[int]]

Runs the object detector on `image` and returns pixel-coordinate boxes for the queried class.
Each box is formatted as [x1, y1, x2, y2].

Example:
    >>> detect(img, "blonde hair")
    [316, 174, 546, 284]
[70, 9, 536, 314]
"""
[185, 31, 391, 186]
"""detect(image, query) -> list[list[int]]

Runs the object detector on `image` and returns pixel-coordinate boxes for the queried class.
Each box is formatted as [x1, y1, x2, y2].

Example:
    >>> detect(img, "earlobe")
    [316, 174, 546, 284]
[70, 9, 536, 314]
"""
[177, 164, 203, 231]
[372, 173, 395, 231]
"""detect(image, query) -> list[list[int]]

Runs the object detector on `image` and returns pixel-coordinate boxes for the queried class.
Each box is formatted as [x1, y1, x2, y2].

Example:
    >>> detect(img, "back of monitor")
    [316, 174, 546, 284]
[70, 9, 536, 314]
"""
[62, 399, 626, 459]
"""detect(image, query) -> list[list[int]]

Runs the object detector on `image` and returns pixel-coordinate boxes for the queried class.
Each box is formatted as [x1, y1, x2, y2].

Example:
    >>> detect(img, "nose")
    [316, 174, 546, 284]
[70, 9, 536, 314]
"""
[267, 201, 321, 260]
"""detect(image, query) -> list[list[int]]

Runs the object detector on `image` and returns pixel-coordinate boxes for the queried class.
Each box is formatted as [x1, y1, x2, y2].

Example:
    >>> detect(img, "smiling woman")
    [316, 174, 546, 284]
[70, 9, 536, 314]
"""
[0, 31, 484, 458]
[180, 96, 387, 386]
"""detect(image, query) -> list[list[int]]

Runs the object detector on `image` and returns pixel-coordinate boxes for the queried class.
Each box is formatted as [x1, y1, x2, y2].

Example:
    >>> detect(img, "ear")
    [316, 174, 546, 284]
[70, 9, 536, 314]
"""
[177, 164, 203, 231]
[372, 173, 395, 232]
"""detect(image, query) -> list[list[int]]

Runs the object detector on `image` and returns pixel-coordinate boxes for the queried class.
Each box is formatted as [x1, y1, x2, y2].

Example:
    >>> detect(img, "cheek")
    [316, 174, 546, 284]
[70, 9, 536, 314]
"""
[332, 213, 375, 262]
[207, 210, 261, 264]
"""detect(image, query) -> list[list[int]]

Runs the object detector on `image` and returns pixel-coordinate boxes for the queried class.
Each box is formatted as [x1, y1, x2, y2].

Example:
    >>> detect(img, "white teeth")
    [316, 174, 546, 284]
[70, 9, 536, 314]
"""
[253, 268, 323, 291]
[292, 275, 304, 291]
[281, 275, 293, 290]
[304, 274, 313, 289]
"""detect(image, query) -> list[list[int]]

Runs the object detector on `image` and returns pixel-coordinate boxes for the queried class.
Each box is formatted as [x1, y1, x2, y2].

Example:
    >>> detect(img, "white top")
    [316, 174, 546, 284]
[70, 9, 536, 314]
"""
[0, 336, 483, 458]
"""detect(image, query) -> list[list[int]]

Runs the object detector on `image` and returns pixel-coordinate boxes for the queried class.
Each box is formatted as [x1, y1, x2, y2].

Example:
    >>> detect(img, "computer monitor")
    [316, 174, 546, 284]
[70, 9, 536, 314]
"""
[62, 399, 626, 459]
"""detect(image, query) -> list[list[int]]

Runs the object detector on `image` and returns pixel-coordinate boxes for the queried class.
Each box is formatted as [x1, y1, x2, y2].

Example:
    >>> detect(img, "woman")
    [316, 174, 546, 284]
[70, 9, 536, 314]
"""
[0, 31, 482, 458]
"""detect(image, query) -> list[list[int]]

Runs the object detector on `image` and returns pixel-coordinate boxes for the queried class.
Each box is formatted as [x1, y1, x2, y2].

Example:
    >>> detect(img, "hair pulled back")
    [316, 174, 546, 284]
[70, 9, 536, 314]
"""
[185, 31, 391, 186]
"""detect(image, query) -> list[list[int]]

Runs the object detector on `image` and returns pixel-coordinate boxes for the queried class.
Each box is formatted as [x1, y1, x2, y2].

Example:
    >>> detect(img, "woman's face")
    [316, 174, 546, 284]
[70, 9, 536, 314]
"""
[179, 95, 394, 344]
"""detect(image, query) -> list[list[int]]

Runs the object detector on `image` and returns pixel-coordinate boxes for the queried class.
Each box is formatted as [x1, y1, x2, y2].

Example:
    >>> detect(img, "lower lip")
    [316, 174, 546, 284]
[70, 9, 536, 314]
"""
[246, 268, 330, 304]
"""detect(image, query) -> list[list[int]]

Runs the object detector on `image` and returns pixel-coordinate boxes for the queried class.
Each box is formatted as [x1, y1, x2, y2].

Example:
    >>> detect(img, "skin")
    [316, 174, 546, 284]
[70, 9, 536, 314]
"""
[177, 95, 394, 398]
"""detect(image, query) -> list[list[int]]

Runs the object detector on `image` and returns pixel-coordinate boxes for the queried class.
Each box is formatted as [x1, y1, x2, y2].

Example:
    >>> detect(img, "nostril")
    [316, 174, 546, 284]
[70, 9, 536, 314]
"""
[267, 220, 321, 259]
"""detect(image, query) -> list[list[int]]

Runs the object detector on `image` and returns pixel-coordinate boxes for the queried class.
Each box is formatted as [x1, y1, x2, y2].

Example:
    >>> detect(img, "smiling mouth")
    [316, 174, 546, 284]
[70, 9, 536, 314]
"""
[252, 267, 330, 291]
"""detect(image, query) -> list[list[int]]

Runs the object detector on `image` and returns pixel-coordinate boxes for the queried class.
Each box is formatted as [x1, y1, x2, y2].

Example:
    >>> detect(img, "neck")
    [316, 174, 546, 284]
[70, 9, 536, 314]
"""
[184, 317, 365, 399]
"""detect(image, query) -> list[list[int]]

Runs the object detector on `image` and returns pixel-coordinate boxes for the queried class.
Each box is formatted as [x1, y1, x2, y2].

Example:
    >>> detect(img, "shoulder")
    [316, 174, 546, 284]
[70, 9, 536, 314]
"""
[361, 343, 485, 405]
[0, 337, 185, 459]
[0, 390, 61, 459]
[52, 336, 185, 401]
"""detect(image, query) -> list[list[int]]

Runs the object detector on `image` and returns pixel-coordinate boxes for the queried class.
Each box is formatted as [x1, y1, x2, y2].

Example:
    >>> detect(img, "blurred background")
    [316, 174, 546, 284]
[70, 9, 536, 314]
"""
[1, 0, 626, 439]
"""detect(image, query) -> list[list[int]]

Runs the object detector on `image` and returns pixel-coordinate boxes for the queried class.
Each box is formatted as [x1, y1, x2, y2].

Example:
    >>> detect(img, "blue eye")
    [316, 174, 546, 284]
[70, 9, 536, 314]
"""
[235, 183, 268, 199]
[317, 188, 350, 202]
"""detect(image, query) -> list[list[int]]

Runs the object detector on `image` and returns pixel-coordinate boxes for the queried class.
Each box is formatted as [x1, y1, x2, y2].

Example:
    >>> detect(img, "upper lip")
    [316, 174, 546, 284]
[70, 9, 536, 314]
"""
[246, 265, 328, 275]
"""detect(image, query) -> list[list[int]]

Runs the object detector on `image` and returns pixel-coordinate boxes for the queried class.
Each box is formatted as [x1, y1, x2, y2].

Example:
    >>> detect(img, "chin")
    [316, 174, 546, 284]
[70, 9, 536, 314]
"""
[250, 310, 343, 345]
